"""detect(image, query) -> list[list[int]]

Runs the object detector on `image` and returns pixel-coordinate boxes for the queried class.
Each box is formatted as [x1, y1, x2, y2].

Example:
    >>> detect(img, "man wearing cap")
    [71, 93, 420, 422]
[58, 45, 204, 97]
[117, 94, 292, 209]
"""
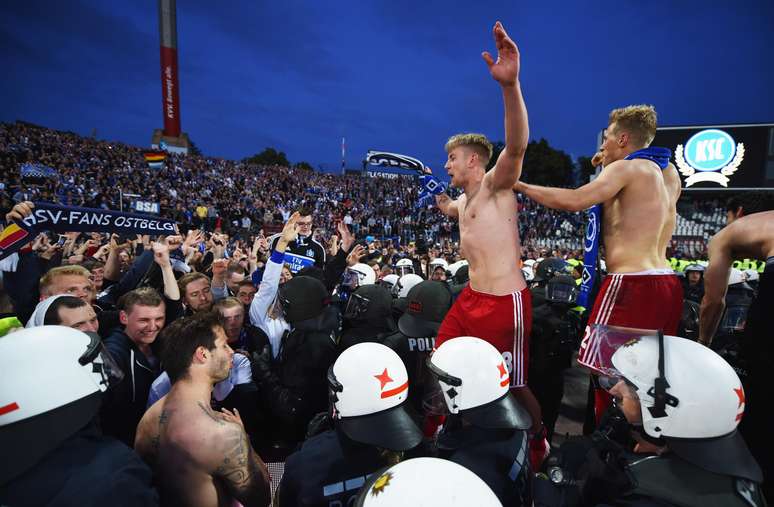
[277, 343, 423, 507]
[384, 281, 452, 416]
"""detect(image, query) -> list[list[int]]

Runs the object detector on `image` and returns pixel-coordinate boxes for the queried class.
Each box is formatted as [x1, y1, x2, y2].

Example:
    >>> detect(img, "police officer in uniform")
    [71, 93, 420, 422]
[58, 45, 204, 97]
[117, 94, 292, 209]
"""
[528, 273, 581, 443]
[682, 264, 705, 304]
[339, 284, 396, 351]
[428, 336, 533, 506]
[384, 281, 452, 414]
[0, 326, 158, 506]
[277, 342, 423, 507]
[250, 275, 339, 457]
[533, 327, 766, 507]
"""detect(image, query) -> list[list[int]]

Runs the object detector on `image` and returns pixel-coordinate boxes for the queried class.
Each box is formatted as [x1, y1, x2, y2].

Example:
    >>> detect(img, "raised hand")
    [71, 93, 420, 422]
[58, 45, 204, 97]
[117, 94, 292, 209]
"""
[152, 240, 171, 267]
[280, 212, 300, 244]
[346, 244, 366, 267]
[5, 201, 34, 223]
[337, 221, 355, 252]
[482, 21, 520, 87]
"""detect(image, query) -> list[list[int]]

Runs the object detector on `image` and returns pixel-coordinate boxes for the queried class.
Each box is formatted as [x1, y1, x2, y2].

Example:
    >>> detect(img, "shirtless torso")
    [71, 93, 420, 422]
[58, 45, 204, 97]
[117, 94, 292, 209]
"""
[455, 186, 525, 294]
[599, 159, 681, 273]
[135, 385, 270, 507]
[699, 210, 774, 344]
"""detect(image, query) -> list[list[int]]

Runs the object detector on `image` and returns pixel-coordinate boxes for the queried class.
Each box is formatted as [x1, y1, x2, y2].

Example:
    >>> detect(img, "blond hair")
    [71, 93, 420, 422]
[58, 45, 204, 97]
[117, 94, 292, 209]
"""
[214, 297, 243, 312]
[445, 133, 493, 168]
[39, 266, 91, 296]
[608, 105, 657, 148]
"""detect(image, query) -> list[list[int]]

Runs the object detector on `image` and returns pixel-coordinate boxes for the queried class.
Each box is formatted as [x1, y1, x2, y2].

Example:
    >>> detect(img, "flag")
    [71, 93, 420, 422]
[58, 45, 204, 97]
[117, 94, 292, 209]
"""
[365, 150, 426, 174]
[341, 137, 346, 171]
[20, 162, 58, 180]
[0, 223, 30, 259]
[144, 151, 166, 170]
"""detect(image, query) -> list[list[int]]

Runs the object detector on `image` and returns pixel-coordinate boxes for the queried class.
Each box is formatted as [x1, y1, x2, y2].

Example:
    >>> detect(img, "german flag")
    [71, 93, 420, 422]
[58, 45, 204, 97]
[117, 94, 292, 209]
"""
[0, 223, 30, 258]
[143, 151, 166, 163]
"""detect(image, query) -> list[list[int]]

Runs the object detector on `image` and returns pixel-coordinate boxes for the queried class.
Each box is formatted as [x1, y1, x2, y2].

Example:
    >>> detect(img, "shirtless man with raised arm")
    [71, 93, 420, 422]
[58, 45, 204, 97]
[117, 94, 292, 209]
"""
[434, 22, 542, 436]
[135, 312, 270, 507]
[516, 105, 684, 421]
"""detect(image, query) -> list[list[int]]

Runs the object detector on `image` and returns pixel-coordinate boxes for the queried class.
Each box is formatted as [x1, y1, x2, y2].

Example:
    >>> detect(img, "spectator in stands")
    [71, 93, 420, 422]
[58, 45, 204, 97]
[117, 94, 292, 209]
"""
[235, 279, 257, 308]
[100, 287, 165, 446]
[178, 272, 214, 314]
[26, 294, 99, 333]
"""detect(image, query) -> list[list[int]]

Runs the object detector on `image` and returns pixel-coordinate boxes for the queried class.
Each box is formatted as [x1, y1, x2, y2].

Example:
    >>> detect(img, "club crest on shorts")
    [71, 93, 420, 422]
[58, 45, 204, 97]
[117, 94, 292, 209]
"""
[675, 129, 744, 187]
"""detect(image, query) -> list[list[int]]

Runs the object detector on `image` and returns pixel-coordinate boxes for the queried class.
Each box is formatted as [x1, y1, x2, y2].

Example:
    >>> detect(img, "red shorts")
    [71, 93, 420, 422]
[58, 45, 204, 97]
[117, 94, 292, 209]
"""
[578, 272, 684, 372]
[436, 285, 532, 387]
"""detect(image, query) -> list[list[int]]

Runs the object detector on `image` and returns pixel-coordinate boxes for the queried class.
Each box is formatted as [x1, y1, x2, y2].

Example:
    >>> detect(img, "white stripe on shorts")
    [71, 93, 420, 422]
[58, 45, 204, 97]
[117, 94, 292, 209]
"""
[580, 274, 623, 367]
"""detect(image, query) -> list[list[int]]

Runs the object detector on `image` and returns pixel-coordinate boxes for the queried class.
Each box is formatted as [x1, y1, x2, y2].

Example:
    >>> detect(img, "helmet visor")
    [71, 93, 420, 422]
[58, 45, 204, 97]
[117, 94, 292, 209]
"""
[82, 332, 124, 391]
[344, 293, 370, 320]
[546, 281, 577, 303]
[579, 324, 660, 377]
[342, 269, 360, 290]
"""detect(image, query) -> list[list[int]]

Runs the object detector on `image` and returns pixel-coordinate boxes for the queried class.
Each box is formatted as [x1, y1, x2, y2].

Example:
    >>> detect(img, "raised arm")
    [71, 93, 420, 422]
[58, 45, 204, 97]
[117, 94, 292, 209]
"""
[699, 231, 732, 346]
[514, 160, 630, 212]
[484, 21, 529, 191]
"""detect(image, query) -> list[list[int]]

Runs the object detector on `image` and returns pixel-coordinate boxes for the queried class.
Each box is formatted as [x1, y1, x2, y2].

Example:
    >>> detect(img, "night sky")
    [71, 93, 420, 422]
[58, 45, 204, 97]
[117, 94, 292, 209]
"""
[2, 1, 773, 176]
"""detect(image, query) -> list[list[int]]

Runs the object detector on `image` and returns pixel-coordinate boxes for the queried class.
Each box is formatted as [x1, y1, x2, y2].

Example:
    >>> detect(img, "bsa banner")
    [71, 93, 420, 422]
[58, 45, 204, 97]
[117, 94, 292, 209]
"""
[0, 202, 177, 260]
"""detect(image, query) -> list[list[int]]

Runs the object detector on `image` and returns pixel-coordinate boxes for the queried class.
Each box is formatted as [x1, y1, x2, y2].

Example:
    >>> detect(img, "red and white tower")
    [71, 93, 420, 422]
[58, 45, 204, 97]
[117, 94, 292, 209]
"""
[152, 0, 189, 153]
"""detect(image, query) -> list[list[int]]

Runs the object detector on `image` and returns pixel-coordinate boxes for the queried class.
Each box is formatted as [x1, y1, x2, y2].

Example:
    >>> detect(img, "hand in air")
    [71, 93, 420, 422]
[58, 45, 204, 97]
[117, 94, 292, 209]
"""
[482, 21, 520, 86]
[281, 212, 300, 244]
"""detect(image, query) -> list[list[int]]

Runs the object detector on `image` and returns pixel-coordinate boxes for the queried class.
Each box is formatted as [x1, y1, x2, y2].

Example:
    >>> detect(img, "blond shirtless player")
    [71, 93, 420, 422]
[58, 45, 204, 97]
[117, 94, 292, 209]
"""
[516, 105, 683, 422]
[434, 22, 543, 434]
[135, 312, 270, 507]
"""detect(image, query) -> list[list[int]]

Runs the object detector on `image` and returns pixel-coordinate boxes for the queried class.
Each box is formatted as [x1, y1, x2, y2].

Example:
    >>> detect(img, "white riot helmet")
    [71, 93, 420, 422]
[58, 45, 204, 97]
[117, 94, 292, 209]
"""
[522, 266, 534, 282]
[392, 273, 423, 298]
[379, 273, 399, 293]
[0, 326, 124, 483]
[427, 337, 531, 430]
[343, 263, 376, 289]
[728, 268, 745, 286]
[429, 258, 448, 271]
[394, 258, 414, 277]
[591, 325, 761, 481]
[328, 343, 422, 451]
[356, 457, 502, 507]
[447, 260, 469, 277]
[523, 259, 536, 269]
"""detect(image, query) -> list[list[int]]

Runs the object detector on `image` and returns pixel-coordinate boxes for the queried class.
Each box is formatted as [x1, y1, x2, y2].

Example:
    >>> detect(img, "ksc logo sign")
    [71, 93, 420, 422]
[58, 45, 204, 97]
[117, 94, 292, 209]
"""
[675, 129, 745, 187]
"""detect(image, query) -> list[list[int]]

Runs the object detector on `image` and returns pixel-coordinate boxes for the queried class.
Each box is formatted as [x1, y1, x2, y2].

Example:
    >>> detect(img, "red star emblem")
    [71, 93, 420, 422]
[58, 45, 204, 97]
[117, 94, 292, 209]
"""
[497, 362, 508, 377]
[374, 368, 393, 390]
[734, 387, 745, 408]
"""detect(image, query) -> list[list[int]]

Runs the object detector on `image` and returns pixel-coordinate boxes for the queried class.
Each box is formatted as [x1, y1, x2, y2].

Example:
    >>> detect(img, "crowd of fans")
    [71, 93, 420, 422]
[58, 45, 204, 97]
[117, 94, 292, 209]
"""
[3, 121, 771, 506]
[1, 121, 592, 253]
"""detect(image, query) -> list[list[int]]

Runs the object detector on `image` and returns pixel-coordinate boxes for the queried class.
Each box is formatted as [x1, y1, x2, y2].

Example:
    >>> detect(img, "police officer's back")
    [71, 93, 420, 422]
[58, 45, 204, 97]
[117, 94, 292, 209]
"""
[277, 343, 422, 506]
[0, 327, 158, 506]
[428, 336, 533, 506]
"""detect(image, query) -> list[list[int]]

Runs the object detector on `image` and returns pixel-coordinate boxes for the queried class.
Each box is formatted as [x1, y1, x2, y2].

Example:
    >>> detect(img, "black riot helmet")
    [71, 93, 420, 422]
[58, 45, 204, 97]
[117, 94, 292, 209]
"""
[533, 257, 571, 284]
[545, 274, 578, 305]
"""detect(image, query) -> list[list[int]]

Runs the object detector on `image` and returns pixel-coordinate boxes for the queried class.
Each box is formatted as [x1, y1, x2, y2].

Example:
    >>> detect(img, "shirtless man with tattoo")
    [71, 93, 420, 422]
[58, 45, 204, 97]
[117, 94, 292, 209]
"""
[135, 312, 270, 507]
